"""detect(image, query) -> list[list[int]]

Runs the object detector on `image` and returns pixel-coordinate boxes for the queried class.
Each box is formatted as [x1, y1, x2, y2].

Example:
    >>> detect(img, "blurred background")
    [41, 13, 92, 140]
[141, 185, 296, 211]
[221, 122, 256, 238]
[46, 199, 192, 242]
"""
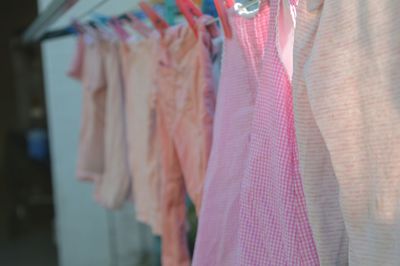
[0, 1, 199, 265]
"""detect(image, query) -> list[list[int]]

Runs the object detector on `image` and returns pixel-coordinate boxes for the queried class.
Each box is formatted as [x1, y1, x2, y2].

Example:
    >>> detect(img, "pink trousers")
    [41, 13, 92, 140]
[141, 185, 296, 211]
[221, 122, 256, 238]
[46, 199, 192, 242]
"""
[155, 17, 218, 266]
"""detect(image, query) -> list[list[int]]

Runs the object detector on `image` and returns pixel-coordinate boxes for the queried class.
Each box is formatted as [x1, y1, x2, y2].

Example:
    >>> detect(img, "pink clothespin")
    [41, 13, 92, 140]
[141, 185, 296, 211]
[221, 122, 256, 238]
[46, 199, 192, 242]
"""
[139, 2, 169, 36]
[176, 0, 203, 37]
[127, 14, 153, 38]
[110, 18, 130, 41]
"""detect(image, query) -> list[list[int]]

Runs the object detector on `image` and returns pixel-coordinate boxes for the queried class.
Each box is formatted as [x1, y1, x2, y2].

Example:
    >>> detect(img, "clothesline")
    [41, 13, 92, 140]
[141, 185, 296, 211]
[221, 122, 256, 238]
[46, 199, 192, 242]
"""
[37, 0, 264, 42]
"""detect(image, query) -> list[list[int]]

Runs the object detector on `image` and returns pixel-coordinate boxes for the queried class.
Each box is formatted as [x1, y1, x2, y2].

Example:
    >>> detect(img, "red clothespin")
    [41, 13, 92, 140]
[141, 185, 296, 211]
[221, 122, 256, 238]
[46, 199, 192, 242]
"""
[110, 17, 130, 41]
[225, 0, 234, 8]
[127, 14, 153, 38]
[176, 0, 203, 37]
[214, 0, 232, 39]
[139, 2, 169, 35]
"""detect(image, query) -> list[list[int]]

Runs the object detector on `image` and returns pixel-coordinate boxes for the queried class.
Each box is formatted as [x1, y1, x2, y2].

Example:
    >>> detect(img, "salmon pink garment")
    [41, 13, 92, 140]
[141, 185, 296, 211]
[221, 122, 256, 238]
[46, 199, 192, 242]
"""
[94, 40, 131, 209]
[293, 0, 400, 264]
[120, 34, 163, 235]
[193, 5, 270, 266]
[155, 17, 218, 266]
[238, 0, 319, 265]
[68, 36, 106, 182]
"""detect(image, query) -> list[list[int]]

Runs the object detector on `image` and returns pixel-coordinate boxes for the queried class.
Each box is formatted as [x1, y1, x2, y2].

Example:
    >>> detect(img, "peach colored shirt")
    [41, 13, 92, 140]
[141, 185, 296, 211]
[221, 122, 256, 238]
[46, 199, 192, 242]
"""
[69, 36, 106, 183]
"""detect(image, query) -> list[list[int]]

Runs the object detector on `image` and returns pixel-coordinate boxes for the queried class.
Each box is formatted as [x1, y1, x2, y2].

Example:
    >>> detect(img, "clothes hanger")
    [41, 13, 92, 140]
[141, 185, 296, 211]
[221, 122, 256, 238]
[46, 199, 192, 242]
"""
[125, 13, 153, 38]
[139, 1, 169, 35]
[232, 0, 261, 19]
[176, 0, 203, 37]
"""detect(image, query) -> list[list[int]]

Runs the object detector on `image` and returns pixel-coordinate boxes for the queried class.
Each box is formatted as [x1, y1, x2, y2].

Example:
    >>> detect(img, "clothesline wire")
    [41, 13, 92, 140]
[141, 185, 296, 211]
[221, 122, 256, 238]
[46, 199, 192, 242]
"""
[39, 0, 263, 41]
[75, 0, 261, 26]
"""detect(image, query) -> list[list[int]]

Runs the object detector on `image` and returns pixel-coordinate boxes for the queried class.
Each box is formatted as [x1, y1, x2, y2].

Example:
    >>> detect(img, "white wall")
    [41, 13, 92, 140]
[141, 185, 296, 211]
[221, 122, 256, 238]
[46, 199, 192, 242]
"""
[39, 1, 157, 265]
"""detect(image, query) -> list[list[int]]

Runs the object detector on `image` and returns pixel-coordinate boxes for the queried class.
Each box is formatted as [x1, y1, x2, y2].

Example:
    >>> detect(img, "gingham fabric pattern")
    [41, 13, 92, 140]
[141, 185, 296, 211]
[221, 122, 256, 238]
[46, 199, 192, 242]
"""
[238, 0, 319, 265]
[192, 4, 270, 266]
[293, 0, 400, 265]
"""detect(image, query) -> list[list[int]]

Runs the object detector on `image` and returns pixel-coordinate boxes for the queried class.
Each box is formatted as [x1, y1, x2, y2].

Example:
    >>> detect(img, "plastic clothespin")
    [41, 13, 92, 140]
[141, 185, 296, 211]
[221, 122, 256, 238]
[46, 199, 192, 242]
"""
[126, 13, 153, 38]
[176, 0, 203, 37]
[71, 19, 86, 34]
[225, 0, 234, 8]
[71, 19, 98, 40]
[213, 0, 232, 38]
[139, 1, 169, 35]
[109, 17, 130, 41]
[91, 14, 117, 39]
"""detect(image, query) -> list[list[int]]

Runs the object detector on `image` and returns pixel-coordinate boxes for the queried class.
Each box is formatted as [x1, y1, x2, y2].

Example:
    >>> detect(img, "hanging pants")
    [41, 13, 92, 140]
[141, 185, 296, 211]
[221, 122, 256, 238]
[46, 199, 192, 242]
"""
[155, 17, 218, 266]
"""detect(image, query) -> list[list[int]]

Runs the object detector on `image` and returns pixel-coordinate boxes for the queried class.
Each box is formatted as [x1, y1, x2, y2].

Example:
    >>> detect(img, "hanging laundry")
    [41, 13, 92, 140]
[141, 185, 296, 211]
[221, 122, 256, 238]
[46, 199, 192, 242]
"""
[238, 0, 319, 264]
[293, 0, 400, 265]
[94, 39, 132, 210]
[193, 4, 270, 265]
[291, 1, 348, 265]
[120, 32, 163, 235]
[154, 16, 218, 266]
[68, 34, 106, 183]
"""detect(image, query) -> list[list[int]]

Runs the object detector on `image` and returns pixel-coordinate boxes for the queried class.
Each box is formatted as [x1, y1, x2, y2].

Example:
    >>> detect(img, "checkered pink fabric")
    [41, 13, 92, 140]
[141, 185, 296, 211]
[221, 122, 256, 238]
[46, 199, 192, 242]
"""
[193, 5, 270, 266]
[238, 0, 319, 265]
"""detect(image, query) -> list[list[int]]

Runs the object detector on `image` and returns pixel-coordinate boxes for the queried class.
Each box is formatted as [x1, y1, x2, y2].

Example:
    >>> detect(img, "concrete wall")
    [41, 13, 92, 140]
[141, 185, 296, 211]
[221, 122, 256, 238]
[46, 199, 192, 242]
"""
[39, 1, 157, 265]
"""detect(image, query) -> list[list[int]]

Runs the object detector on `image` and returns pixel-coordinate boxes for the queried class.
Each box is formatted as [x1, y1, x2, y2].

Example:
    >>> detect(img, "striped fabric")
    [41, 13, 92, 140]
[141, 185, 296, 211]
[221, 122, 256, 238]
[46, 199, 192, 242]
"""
[193, 4, 270, 266]
[293, 0, 400, 264]
[238, 0, 319, 265]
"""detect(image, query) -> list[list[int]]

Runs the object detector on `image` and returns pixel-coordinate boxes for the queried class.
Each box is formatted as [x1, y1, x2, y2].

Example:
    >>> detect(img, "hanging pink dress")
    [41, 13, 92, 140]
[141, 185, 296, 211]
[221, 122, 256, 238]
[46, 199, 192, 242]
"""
[238, 0, 319, 264]
[193, 4, 270, 266]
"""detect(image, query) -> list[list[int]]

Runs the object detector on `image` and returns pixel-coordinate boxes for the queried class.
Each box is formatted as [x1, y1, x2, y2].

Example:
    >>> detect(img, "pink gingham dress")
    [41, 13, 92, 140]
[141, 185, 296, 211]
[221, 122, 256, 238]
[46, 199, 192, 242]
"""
[193, 3, 270, 266]
[238, 0, 319, 265]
